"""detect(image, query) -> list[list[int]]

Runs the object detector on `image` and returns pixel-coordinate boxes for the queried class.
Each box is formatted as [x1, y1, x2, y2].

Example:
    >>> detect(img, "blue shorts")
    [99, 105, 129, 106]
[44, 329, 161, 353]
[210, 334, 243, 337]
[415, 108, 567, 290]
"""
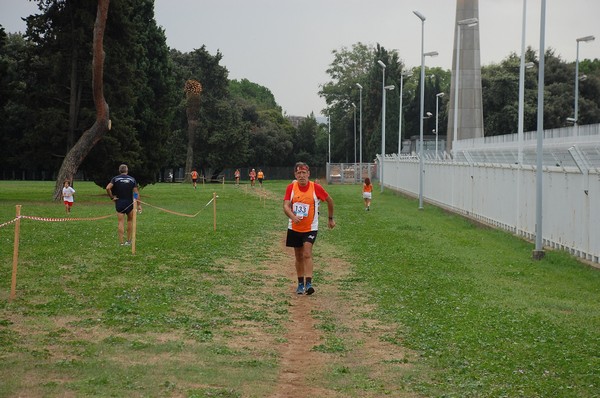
[286, 229, 318, 247]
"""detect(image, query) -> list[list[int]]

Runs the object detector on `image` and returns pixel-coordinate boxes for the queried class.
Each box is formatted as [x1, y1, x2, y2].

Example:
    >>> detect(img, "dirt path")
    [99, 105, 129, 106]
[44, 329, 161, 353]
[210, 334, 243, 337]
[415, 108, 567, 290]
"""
[270, 288, 332, 397]
[256, 234, 420, 398]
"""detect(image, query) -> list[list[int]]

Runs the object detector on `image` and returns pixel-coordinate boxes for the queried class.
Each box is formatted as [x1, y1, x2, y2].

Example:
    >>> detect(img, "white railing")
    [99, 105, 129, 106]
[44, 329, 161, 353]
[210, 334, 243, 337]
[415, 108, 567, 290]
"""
[326, 163, 377, 184]
[380, 124, 600, 265]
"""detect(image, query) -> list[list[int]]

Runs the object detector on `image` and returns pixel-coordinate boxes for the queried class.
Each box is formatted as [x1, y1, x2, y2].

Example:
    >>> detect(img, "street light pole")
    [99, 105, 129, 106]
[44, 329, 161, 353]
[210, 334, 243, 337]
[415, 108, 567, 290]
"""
[356, 83, 363, 181]
[517, 60, 535, 164]
[518, 0, 528, 165]
[381, 85, 395, 192]
[328, 113, 331, 164]
[435, 92, 445, 160]
[533, 0, 546, 260]
[414, 10, 426, 209]
[413, 10, 438, 210]
[352, 102, 357, 173]
[452, 17, 479, 155]
[378, 60, 386, 193]
[398, 71, 412, 155]
[574, 35, 595, 131]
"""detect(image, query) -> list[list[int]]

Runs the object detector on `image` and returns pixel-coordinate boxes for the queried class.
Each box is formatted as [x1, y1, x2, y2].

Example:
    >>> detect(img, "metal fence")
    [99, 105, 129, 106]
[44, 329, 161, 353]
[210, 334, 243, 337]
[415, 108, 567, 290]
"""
[326, 163, 377, 184]
[379, 123, 600, 265]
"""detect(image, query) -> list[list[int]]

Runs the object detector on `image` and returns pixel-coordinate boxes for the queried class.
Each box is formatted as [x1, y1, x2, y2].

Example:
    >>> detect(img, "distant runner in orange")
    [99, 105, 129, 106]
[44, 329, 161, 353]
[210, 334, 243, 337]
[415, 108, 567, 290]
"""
[257, 169, 264, 187]
[191, 169, 199, 189]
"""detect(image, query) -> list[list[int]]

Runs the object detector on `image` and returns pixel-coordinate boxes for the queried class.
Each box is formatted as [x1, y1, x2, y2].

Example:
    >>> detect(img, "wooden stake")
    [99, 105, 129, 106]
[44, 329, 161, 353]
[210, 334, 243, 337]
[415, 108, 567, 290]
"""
[10, 205, 21, 301]
[131, 200, 137, 254]
[213, 192, 217, 231]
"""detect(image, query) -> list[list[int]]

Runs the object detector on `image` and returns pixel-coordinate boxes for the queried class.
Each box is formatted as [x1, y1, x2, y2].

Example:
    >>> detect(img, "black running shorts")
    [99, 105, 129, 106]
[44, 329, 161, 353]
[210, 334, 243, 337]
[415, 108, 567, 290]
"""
[286, 229, 318, 247]
[115, 199, 133, 214]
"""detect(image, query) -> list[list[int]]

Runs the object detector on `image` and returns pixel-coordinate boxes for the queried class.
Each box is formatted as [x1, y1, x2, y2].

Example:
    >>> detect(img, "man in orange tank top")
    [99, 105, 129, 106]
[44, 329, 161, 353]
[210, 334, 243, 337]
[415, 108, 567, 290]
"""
[283, 162, 335, 295]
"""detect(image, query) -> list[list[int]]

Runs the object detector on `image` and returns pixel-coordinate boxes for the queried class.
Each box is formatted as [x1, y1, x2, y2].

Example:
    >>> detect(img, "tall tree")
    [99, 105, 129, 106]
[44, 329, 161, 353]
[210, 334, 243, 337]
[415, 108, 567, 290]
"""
[21, 1, 97, 182]
[170, 47, 249, 175]
[53, 0, 110, 199]
[578, 59, 600, 124]
[229, 78, 280, 111]
[17, 0, 177, 191]
[293, 114, 320, 166]
[319, 42, 377, 162]
[360, 44, 402, 161]
[227, 79, 294, 167]
[83, 0, 178, 187]
[478, 47, 600, 135]
[246, 109, 294, 167]
[480, 48, 537, 136]
[184, 79, 202, 182]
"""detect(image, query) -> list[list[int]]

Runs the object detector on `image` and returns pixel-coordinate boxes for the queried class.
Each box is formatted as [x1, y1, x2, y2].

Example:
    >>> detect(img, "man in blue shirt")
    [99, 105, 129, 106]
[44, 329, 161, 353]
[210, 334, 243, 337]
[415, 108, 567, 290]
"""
[106, 164, 141, 246]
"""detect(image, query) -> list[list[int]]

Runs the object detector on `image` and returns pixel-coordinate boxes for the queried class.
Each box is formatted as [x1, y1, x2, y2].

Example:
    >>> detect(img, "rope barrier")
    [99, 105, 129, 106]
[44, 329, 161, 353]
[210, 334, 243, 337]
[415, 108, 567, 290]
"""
[18, 213, 114, 222]
[138, 197, 215, 218]
[2, 210, 116, 302]
[0, 218, 19, 229]
[2, 196, 216, 226]
[4, 195, 219, 300]
[1, 213, 115, 226]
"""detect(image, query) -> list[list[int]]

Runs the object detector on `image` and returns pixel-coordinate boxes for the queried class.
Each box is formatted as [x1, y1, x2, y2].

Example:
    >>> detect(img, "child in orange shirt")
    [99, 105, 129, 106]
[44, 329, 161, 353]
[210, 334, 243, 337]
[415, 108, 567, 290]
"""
[362, 178, 372, 211]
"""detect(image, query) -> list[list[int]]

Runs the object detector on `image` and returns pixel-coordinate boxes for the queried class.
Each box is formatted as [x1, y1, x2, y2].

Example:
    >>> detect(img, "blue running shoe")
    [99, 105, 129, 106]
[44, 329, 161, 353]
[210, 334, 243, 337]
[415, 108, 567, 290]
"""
[305, 282, 315, 295]
[296, 283, 305, 295]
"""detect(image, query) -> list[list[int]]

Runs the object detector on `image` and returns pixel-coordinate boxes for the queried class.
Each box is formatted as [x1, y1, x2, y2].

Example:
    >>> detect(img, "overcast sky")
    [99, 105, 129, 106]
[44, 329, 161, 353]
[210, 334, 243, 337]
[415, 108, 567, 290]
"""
[1, 0, 599, 118]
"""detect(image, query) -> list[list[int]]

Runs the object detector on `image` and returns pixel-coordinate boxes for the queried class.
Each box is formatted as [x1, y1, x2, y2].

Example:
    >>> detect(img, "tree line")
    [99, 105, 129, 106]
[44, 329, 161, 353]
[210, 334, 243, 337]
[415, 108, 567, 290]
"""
[0, 0, 327, 196]
[320, 43, 600, 165]
[1, 1, 599, 194]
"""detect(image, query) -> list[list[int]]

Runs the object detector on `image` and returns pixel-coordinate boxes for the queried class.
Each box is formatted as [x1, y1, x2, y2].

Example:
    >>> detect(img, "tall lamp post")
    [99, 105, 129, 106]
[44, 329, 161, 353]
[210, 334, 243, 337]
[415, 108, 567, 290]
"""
[574, 35, 595, 130]
[414, 10, 438, 209]
[517, 61, 535, 163]
[381, 84, 395, 192]
[435, 92, 445, 159]
[518, 0, 528, 165]
[356, 83, 363, 181]
[378, 60, 386, 192]
[533, 0, 546, 260]
[398, 71, 412, 155]
[328, 113, 331, 164]
[378, 60, 393, 193]
[352, 102, 357, 172]
[452, 17, 479, 154]
[414, 10, 426, 208]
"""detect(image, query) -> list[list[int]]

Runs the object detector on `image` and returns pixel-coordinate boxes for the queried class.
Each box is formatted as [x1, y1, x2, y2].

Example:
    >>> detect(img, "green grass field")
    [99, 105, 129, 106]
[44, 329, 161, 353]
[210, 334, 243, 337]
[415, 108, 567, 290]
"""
[1, 180, 599, 397]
